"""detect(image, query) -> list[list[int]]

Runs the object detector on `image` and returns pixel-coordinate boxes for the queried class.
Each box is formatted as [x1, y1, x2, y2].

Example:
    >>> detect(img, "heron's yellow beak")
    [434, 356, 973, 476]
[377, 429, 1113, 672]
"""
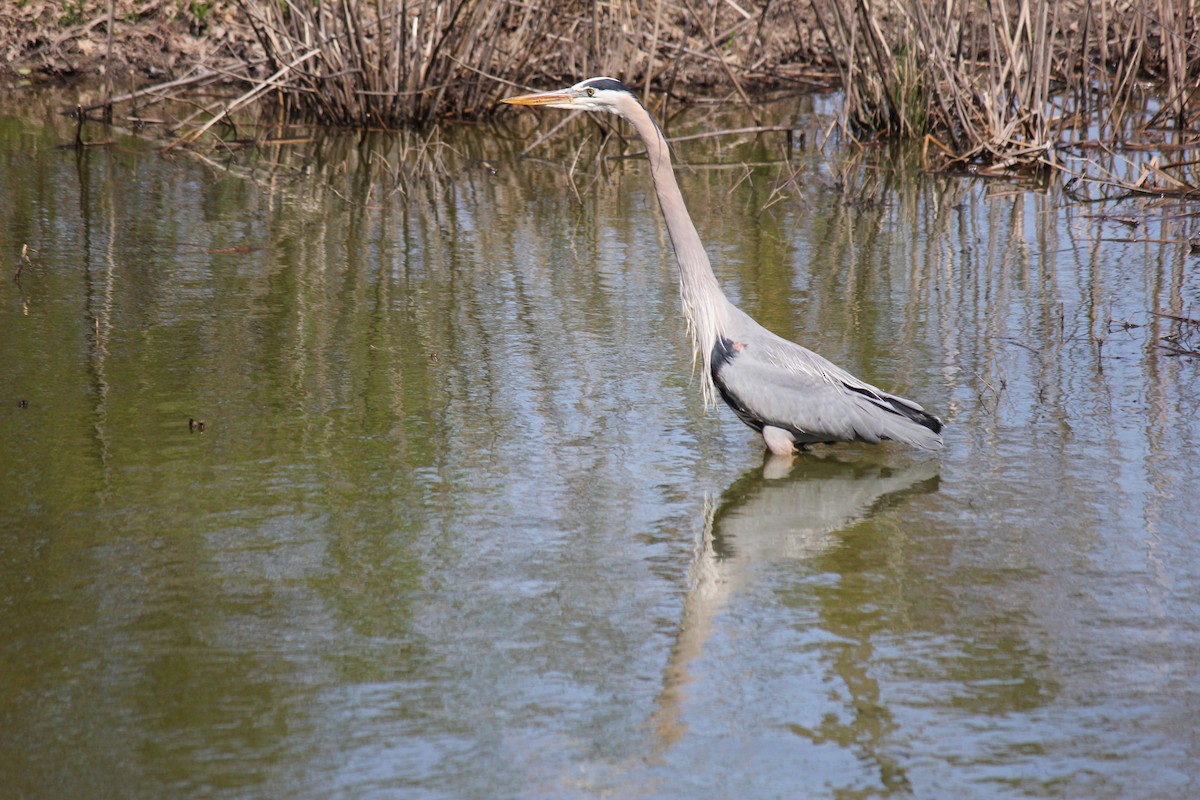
[501, 91, 574, 108]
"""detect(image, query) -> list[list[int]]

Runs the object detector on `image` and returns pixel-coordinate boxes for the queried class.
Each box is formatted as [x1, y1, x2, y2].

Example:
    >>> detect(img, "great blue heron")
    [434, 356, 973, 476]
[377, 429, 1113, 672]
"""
[503, 77, 943, 454]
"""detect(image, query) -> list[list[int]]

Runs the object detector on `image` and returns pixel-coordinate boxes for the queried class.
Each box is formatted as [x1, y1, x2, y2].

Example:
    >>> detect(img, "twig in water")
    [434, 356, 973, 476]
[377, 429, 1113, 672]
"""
[164, 48, 320, 151]
[973, 369, 1007, 414]
[1150, 310, 1200, 327]
[15, 244, 32, 282]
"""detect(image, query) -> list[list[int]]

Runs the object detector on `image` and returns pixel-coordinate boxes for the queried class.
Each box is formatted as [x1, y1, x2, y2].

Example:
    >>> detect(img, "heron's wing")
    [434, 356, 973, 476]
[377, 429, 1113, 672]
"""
[712, 331, 942, 449]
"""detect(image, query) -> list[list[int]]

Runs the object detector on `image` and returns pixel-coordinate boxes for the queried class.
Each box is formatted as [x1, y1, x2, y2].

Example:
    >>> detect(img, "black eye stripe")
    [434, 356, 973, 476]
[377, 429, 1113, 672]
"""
[582, 78, 630, 94]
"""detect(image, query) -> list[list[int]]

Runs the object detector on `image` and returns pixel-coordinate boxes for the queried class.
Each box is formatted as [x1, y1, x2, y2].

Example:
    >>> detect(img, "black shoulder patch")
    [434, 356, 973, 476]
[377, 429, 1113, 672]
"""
[710, 337, 740, 374]
[582, 77, 631, 94]
[710, 338, 764, 433]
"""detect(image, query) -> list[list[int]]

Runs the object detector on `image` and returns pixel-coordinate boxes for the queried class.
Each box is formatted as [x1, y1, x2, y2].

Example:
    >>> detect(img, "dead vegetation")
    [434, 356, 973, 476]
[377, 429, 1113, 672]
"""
[5, 0, 1199, 197]
[207, 0, 842, 126]
[1154, 311, 1200, 358]
[817, 0, 1200, 176]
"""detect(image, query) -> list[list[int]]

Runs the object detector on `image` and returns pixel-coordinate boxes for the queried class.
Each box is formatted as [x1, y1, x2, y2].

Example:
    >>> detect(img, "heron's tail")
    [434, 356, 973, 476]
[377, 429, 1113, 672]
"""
[845, 385, 944, 450]
[878, 395, 944, 450]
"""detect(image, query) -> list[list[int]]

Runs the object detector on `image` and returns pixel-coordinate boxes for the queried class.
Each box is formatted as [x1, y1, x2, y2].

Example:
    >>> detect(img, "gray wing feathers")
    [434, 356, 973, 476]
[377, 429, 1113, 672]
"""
[717, 331, 943, 450]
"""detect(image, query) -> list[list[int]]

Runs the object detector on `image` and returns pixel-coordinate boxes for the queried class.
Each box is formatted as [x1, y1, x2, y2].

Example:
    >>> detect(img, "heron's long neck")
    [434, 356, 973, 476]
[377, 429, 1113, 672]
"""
[623, 102, 729, 406]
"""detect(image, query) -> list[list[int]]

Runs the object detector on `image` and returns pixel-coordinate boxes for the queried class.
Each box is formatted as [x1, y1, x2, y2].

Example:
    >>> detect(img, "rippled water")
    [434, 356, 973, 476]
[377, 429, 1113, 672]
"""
[2, 89, 1198, 799]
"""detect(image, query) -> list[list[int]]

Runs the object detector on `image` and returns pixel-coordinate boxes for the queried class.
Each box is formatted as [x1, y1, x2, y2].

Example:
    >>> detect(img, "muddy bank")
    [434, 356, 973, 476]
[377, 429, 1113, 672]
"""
[2, 0, 260, 89]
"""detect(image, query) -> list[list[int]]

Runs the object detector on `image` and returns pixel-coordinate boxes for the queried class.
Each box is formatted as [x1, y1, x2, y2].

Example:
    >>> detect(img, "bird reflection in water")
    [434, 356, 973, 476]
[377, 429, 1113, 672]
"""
[648, 454, 940, 768]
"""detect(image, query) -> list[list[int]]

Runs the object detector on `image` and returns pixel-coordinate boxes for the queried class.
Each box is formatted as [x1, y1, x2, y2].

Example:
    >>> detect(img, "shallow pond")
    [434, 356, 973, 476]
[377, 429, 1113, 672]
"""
[2, 89, 1199, 799]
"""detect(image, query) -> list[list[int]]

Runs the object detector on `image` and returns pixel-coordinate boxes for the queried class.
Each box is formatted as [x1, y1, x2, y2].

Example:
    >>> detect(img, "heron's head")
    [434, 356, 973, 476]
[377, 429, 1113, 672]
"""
[501, 77, 635, 116]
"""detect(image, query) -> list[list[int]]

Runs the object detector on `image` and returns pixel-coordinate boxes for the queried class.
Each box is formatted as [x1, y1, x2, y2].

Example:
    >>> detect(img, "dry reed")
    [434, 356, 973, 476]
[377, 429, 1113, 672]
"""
[229, 0, 824, 128]
[79, 0, 1198, 189]
[815, 0, 1200, 172]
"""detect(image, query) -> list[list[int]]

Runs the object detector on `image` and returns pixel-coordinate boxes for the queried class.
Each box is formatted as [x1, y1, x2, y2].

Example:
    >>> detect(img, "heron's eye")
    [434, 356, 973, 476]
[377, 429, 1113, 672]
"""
[586, 87, 595, 97]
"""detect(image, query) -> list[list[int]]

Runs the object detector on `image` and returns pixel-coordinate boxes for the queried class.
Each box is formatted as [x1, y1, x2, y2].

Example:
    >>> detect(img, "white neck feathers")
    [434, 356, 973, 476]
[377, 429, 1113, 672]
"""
[614, 94, 730, 407]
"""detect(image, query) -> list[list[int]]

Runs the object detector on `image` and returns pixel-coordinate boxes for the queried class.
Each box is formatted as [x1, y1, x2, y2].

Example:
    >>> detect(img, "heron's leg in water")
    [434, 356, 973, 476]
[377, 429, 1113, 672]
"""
[762, 425, 796, 456]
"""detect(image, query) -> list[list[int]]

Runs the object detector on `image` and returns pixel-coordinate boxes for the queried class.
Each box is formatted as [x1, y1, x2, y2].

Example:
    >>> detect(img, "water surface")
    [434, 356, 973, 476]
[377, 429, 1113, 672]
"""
[2, 90, 1198, 799]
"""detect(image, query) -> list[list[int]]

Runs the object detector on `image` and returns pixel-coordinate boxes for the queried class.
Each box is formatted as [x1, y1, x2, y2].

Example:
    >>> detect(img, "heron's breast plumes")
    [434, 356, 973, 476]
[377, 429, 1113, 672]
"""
[678, 274, 731, 409]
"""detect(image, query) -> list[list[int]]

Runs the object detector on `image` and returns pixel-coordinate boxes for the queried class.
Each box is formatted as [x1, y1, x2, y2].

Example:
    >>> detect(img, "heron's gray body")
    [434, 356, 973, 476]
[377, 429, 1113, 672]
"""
[710, 305, 943, 450]
[503, 77, 943, 454]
